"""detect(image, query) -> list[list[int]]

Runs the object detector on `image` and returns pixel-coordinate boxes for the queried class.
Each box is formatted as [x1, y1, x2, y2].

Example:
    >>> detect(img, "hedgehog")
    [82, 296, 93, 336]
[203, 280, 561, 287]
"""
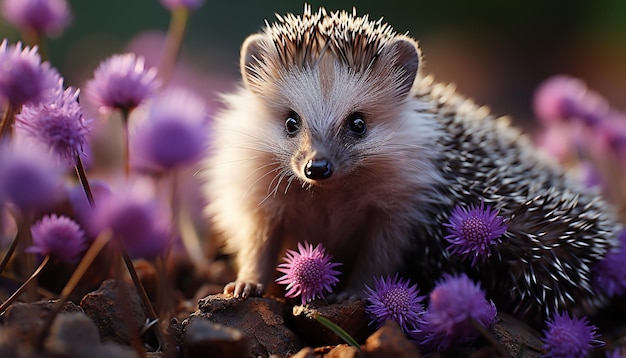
[202, 4, 621, 321]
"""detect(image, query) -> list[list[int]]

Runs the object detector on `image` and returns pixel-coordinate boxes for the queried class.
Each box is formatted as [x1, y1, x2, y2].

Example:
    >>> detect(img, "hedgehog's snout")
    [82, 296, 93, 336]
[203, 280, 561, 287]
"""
[304, 158, 333, 180]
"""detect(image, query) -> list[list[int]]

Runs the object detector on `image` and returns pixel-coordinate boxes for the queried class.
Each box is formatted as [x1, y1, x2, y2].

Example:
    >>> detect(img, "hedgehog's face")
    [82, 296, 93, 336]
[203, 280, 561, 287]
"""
[239, 10, 421, 187]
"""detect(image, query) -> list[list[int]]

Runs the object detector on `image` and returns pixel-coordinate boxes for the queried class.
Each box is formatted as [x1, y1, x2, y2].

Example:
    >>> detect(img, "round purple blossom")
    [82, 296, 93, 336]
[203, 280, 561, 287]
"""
[541, 311, 603, 358]
[443, 202, 507, 267]
[592, 229, 626, 298]
[88, 182, 169, 259]
[410, 273, 497, 351]
[160, 0, 204, 11]
[276, 241, 342, 305]
[85, 53, 159, 114]
[16, 86, 92, 163]
[26, 214, 87, 264]
[0, 141, 63, 211]
[2, 0, 72, 37]
[364, 273, 425, 333]
[133, 88, 209, 170]
[0, 39, 60, 108]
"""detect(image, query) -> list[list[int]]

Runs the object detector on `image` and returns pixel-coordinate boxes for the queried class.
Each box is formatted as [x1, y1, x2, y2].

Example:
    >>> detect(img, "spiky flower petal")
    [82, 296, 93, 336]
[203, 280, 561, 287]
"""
[160, 0, 204, 11]
[443, 202, 507, 266]
[16, 86, 92, 163]
[541, 311, 603, 358]
[26, 214, 86, 264]
[364, 273, 425, 333]
[2, 0, 72, 37]
[0, 39, 60, 107]
[411, 273, 497, 351]
[276, 241, 341, 305]
[85, 53, 158, 114]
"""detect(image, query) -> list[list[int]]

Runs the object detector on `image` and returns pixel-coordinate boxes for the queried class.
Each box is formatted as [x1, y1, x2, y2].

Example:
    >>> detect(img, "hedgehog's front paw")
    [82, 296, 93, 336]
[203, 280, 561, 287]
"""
[223, 281, 264, 298]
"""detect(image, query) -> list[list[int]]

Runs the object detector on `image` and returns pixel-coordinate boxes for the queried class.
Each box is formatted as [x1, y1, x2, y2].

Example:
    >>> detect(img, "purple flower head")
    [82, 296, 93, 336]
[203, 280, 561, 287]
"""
[276, 241, 342, 305]
[67, 179, 112, 227]
[592, 229, 626, 298]
[160, 0, 204, 11]
[0, 39, 60, 107]
[533, 75, 609, 126]
[88, 181, 169, 259]
[132, 88, 209, 170]
[541, 311, 603, 358]
[26, 214, 86, 264]
[2, 0, 72, 37]
[410, 273, 497, 351]
[85, 53, 159, 114]
[443, 201, 507, 267]
[16, 86, 92, 163]
[0, 141, 63, 212]
[364, 273, 425, 333]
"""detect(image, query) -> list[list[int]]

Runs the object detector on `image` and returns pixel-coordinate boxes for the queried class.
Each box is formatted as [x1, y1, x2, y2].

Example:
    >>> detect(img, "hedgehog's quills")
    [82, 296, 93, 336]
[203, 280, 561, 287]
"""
[202, 4, 621, 321]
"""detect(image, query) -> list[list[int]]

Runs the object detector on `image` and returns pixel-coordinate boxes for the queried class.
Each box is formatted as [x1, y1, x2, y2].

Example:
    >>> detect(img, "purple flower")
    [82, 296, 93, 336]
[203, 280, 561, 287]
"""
[541, 311, 603, 358]
[16, 86, 92, 163]
[364, 273, 425, 333]
[85, 53, 158, 114]
[443, 202, 507, 267]
[26, 214, 86, 264]
[592, 229, 626, 298]
[132, 88, 209, 170]
[1, 0, 72, 37]
[160, 0, 204, 11]
[0, 141, 63, 211]
[0, 39, 60, 107]
[533, 75, 609, 126]
[88, 182, 169, 259]
[410, 273, 497, 351]
[276, 241, 342, 305]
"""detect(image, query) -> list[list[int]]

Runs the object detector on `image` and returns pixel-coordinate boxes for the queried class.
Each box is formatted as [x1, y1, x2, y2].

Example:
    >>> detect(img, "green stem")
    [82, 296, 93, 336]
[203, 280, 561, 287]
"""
[158, 6, 189, 85]
[74, 154, 95, 207]
[314, 314, 361, 350]
[0, 255, 50, 313]
[121, 109, 131, 177]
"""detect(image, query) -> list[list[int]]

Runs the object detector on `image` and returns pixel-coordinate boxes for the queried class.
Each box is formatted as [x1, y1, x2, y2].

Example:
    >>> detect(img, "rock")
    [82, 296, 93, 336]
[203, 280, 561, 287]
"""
[362, 320, 421, 358]
[80, 279, 146, 346]
[289, 347, 317, 358]
[44, 312, 101, 356]
[491, 313, 544, 357]
[183, 316, 248, 358]
[193, 294, 301, 357]
[291, 299, 371, 346]
[325, 344, 360, 358]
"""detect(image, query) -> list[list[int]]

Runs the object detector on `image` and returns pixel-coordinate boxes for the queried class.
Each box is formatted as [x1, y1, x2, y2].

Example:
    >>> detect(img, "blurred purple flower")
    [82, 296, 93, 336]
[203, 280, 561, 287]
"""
[26, 214, 86, 264]
[0, 141, 63, 212]
[88, 182, 169, 259]
[85, 53, 159, 115]
[410, 273, 497, 351]
[160, 0, 204, 11]
[364, 273, 425, 333]
[1, 0, 72, 37]
[16, 86, 92, 163]
[541, 311, 603, 358]
[276, 241, 342, 305]
[592, 229, 626, 298]
[0, 39, 60, 107]
[67, 179, 112, 228]
[443, 201, 507, 267]
[132, 88, 209, 170]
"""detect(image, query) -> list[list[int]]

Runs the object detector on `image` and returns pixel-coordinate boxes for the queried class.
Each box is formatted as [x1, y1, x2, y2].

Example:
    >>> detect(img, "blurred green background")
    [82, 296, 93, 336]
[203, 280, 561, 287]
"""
[1, 0, 625, 127]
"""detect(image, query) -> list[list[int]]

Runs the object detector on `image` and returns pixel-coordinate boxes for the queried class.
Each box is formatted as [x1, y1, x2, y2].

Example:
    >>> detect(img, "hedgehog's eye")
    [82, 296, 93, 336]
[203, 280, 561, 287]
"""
[346, 112, 367, 136]
[285, 111, 301, 136]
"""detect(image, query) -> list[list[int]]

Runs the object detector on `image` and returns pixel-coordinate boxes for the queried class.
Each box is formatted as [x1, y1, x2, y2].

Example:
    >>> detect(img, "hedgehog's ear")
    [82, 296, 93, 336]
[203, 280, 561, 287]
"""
[240, 33, 273, 93]
[379, 37, 421, 97]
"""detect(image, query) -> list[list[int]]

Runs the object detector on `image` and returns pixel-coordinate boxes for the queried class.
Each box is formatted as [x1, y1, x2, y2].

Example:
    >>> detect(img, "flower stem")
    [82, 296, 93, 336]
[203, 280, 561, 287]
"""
[74, 154, 95, 207]
[0, 255, 50, 313]
[0, 231, 19, 275]
[121, 109, 131, 177]
[0, 103, 17, 139]
[314, 314, 361, 350]
[36, 231, 112, 348]
[158, 6, 189, 85]
[469, 317, 508, 357]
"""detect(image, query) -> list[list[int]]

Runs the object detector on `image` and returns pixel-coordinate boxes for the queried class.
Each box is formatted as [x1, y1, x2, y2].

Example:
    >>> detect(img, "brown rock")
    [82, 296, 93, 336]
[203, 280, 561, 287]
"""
[362, 320, 420, 358]
[193, 294, 301, 357]
[289, 347, 317, 358]
[491, 313, 544, 358]
[183, 316, 248, 358]
[325, 344, 360, 358]
[44, 312, 101, 356]
[291, 299, 371, 346]
[80, 279, 146, 346]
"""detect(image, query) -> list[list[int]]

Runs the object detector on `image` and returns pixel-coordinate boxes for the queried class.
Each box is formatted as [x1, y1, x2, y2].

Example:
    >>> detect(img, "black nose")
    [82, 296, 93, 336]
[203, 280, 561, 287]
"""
[304, 158, 333, 180]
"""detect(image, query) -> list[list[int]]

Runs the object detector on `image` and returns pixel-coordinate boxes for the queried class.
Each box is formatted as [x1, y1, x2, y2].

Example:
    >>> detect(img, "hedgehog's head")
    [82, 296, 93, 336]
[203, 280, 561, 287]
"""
[239, 5, 424, 187]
